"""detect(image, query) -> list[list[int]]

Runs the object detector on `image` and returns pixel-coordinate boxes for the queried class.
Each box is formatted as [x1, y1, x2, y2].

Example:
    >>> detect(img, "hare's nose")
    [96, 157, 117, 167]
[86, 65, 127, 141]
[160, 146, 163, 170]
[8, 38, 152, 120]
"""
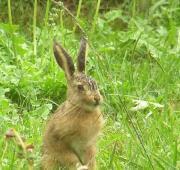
[94, 95, 100, 104]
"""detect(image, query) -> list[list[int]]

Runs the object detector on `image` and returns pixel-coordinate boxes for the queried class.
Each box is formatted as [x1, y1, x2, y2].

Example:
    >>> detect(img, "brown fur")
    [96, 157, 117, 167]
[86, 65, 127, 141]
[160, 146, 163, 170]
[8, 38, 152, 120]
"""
[42, 39, 104, 170]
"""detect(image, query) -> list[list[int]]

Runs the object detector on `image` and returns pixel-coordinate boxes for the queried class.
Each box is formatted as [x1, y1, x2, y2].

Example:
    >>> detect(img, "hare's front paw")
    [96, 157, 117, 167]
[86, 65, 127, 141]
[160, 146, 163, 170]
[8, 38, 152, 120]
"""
[76, 163, 88, 170]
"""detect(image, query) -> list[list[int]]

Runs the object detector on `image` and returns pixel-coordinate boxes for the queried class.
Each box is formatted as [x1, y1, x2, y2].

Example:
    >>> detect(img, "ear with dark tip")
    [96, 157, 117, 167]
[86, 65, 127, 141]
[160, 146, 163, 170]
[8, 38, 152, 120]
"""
[53, 41, 75, 79]
[77, 37, 88, 73]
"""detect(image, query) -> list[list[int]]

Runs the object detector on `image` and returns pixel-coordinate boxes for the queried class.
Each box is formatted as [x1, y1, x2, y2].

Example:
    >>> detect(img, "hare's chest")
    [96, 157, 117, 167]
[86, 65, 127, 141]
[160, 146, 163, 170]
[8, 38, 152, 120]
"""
[71, 116, 101, 152]
[70, 112, 103, 158]
[74, 112, 103, 143]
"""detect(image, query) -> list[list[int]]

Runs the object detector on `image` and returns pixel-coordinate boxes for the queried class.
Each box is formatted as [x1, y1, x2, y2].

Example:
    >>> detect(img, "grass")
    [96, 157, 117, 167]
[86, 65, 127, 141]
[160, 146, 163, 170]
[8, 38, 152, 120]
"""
[0, 0, 180, 169]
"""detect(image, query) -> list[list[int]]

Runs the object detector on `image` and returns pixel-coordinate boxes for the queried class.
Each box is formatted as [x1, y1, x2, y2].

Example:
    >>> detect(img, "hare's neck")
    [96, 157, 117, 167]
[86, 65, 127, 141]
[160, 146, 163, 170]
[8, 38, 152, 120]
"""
[66, 99, 79, 108]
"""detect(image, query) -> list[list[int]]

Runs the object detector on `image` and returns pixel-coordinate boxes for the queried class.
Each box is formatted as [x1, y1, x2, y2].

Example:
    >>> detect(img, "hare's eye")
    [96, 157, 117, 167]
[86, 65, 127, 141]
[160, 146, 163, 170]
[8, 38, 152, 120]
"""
[77, 84, 84, 91]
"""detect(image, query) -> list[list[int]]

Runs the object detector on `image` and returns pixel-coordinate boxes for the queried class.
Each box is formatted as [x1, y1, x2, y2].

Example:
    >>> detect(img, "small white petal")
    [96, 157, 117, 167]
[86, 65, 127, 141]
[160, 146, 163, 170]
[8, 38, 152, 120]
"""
[130, 100, 149, 111]
[145, 111, 153, 119]
[150, 102, 164, 108]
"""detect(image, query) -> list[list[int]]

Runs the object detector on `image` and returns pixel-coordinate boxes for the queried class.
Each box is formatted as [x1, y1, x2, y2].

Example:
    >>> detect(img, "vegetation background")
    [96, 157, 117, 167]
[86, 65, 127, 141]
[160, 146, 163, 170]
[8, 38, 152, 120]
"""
[0, 0, 179, 169]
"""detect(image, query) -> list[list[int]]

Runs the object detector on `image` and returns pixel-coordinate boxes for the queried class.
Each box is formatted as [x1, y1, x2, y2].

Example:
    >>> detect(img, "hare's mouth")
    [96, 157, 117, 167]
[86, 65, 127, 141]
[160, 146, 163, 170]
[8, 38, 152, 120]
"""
[82, 104, 99, 112]
[79, 96, 102, 110]
[94, 100, 100, 106]
[89, 100, 102, 107]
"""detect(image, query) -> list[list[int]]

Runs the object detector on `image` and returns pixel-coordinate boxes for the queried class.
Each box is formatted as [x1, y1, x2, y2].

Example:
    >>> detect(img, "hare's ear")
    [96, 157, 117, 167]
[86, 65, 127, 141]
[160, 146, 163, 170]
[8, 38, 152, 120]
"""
[77, 37, 88, 73]
[53, 41, 75, 79]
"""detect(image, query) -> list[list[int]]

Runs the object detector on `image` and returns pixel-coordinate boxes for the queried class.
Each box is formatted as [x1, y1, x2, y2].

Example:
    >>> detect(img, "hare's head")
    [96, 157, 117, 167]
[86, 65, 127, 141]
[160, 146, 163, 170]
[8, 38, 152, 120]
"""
[53, 38, 102, 111]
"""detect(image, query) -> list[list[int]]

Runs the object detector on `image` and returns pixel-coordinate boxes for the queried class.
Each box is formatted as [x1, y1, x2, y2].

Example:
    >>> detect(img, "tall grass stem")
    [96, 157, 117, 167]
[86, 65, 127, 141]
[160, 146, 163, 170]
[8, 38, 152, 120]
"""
[44, 0, 50, 26]
[132, 0, 136, 17]
[73, 0, 83, 33]
[33, 0, 37, 55]
[7, 0, 17, 58]
[0, 142, 8, 165]
[91, 0, 101, 34]
[8, 0, 12, 24]
[60, 9, 64, 31]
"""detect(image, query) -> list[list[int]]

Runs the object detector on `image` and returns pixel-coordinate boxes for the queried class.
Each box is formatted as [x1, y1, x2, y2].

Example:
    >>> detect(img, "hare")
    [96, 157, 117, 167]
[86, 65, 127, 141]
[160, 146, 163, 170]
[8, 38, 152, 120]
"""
[42, 38, 104, 170]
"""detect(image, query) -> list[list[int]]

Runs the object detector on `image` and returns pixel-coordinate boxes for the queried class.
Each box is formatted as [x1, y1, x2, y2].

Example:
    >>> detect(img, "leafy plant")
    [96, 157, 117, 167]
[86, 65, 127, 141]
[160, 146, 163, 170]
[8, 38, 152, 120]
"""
[0, 0, 179, 169]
